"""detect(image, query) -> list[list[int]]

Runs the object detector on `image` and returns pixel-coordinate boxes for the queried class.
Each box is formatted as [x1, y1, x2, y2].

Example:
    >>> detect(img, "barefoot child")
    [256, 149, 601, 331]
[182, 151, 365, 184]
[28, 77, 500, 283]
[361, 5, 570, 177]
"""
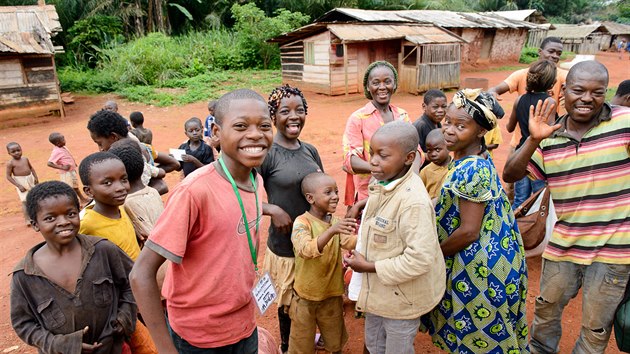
[47, 132, 89, 204]
[289, 172, 357, 354]
[6, 142, 38, 225]
[420, 129, 451, 201]
[344, 121, 446, 354]
[10, 181, 136, 353]
[178, 117, 214, 177]
[130, 89, 273, 352]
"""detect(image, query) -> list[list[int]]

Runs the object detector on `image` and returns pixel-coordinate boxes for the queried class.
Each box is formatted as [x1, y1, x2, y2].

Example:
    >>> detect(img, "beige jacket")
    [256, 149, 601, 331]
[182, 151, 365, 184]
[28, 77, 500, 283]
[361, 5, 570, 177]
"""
[356, 167, 446, 319]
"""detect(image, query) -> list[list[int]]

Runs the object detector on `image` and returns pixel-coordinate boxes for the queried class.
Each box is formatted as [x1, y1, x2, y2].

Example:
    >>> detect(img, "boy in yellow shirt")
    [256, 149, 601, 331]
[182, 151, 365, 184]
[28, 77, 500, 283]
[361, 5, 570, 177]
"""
[420, 129, 451, 201]
[290, 172, 357, 354]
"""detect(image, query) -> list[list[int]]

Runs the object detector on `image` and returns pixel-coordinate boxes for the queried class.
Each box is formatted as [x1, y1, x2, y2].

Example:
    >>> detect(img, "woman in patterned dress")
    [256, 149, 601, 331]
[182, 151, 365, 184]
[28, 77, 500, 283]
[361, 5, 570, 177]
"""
[424, 89, 530, 353]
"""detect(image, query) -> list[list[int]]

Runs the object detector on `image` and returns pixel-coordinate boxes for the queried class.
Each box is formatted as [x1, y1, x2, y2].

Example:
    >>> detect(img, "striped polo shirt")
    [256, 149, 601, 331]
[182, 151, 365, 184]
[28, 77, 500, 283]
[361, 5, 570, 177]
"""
[528, 104, 630, 265]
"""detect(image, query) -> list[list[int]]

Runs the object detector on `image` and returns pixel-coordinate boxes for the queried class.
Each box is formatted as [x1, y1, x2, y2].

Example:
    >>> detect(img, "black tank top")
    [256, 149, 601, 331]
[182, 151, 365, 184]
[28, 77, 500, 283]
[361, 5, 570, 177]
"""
[516, 92, 550, 148]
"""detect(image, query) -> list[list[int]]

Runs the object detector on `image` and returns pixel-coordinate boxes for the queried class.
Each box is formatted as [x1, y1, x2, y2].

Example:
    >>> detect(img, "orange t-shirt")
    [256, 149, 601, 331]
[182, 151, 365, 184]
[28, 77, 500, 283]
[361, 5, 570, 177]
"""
[504, 67, 568, 147]
[146, 164, 262, 348]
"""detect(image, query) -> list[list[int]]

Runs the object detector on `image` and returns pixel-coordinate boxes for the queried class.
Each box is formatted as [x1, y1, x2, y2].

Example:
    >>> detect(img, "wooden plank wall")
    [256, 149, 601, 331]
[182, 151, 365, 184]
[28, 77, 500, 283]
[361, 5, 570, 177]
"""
[417, 44, 461, 92]
[280, 40, 304, 82]
[302, 32, 331, 92]
[330, 44, 358, 95]
[0, 54, 60, 110]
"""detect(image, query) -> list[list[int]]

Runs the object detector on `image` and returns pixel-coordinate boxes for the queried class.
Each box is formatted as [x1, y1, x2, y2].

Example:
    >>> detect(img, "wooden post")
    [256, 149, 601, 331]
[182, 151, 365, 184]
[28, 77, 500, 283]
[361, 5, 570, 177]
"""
[51, 54, 65, 118]
[343, 43, 348, 96]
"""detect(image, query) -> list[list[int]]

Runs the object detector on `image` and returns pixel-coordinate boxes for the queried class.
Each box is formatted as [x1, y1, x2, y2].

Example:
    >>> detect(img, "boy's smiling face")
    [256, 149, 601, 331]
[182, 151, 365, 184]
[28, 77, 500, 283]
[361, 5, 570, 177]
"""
[423, 97, 448, 125]
[213, 98, 273, 171]
[306, 175, 339, 215]
[83, 158, 130, 207]
[32, 195, 80, 246]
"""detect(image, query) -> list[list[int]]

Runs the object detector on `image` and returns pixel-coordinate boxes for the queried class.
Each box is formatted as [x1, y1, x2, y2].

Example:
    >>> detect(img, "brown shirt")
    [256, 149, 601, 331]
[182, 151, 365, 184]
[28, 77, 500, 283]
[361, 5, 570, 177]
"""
[11, 234, 136, 354]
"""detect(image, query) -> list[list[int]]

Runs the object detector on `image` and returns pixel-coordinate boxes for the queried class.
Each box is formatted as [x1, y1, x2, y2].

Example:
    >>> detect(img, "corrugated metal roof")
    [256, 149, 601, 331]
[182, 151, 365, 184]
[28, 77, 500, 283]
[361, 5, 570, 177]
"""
[484, 9, 536, 22]
[602, 21, 630, 35]
[0, 5, 61, 54]
[327, 24, 463, 44]
[316, 8, 540, 29]
[548, 23, 608, 39]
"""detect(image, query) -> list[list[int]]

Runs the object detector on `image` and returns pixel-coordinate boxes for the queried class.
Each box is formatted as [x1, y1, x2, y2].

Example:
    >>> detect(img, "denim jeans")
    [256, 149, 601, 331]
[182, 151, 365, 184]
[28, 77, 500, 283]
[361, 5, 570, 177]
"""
[513, 177, 546, 209]
[530, 260, 630, 354]
[364, 313, 420, 354]
[167, 317, 258, 354]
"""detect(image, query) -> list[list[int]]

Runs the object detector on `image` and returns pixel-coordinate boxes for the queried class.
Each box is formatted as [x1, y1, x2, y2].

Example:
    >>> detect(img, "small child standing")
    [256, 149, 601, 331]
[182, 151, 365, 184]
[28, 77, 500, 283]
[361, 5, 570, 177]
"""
[413, 89, 448, 153]
[420, 129, 451, 200]
[47, 132, 89, 204]
[289, 172, 357, 354]
[10, 181, 136, 353]
[6, 142, 38, 225]
[345, 121, 446, 354]
[178, 117, 214, 177]
[507, 59, 557, 208]
[130, 112, 153, 145]
[204, 100, 220, 151]
[483, 125, 503, 158]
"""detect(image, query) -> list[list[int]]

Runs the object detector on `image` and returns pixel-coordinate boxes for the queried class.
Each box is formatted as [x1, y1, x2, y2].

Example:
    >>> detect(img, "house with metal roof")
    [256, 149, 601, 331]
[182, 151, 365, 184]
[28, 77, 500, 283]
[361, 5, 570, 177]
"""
[269, 22, 464, 95]
[484, 9, 552, 48]
[314, 8, 541, 66]
[0, 2, 64, 121]
[547, 23, 610, 54]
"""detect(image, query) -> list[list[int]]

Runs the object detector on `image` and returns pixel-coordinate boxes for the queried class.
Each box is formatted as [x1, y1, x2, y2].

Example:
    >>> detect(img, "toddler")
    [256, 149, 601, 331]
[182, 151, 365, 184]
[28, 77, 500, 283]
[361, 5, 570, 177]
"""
[420, 129, 451, 201]
[289, 172, 357, 354]
[6, 142, 38, 225]
[47, 132, 88, 204]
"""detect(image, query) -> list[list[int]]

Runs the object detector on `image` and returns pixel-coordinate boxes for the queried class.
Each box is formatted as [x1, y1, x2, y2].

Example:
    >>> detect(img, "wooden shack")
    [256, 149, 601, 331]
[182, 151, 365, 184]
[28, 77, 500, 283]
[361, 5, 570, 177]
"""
[602, 21, 630, 50]
[548, 23, 610, 54]
[314, 8, 541, 66]
[269, 23, 463, 95]
[0, 3, 64, 122]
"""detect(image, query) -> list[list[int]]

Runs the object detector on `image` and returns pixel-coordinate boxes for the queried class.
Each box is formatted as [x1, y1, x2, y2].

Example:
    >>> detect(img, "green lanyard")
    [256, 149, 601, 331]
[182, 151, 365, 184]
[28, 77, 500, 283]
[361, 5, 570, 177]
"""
[218, 158, 259, 271]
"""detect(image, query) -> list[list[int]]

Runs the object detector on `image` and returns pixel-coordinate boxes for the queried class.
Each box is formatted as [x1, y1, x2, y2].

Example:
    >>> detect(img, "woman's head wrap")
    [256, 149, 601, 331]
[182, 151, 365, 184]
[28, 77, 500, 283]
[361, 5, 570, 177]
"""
[363, 61, 398, 100]
[452, 89, 504, 130]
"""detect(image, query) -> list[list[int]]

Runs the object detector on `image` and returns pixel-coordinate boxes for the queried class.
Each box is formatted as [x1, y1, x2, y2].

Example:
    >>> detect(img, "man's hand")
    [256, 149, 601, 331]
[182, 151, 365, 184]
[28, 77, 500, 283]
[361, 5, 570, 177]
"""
[529, 98, 561, 143]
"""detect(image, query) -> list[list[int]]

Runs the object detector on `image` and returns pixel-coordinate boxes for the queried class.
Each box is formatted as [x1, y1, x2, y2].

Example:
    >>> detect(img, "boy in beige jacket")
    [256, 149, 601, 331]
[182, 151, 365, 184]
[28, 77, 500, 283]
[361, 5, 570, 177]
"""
[345, 121, 446, 354]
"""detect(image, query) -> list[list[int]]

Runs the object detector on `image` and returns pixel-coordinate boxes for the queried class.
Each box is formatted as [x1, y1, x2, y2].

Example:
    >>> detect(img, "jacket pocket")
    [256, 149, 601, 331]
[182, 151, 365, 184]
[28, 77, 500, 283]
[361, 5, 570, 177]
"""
[92, 277, 114, 307]
[367, 216, 397, 250]
[37, 298, 66, 329]
[393, 285, 413, 306]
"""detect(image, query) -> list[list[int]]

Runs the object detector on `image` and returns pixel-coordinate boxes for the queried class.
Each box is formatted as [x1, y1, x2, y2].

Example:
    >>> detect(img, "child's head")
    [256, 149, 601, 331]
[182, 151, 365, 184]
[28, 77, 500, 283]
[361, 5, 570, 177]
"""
[184, 117, 203, 142]
[612, 79, 630, 107]
[422, 89, 448, 124]
[369, 121, 418, 182]
[268, 85, 308, 141]
[446, 89, 503, 153]
[301, 172, 339, 215]
[212, 89, 273, 170]
[526, 59, 557, 93]
[48, 132, 65, 147]
[208, 100, 217, 116]
[79, 152, 129, 207]
[87, 110, 130, 151]
[6, 142, 21, 159]
[26, 181, 80, 240]
[109, 141, 145, 183]
[425, 129, 450, 166]
[103, 100, 118, 112]
[129, 111, 144, 128]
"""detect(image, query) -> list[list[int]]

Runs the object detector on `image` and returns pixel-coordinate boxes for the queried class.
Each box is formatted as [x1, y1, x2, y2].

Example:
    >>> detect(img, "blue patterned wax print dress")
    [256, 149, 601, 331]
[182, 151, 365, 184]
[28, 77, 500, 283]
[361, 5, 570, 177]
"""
[424, 155, 529, 353]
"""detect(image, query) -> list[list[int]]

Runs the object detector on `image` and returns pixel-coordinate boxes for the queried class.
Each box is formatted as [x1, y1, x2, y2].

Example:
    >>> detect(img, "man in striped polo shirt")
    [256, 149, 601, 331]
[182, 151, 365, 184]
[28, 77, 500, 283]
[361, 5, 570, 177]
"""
[504, 60, 630, 354]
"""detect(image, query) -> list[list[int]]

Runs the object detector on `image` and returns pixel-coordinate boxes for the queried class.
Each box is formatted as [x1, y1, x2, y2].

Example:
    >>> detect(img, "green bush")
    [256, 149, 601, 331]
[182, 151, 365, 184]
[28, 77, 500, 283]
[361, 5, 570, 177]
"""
[58, 68, 117, 93]
[67, 15, 124, 69]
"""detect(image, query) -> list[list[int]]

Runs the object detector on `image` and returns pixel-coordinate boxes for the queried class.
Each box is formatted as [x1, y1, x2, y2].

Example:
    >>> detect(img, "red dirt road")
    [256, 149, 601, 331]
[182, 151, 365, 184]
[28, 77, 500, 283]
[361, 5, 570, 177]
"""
[1, 52, 628, 353]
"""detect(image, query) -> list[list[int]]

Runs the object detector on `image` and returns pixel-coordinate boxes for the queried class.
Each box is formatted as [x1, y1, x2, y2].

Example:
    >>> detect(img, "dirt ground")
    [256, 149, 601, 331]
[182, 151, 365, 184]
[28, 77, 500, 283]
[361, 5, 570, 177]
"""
[0, 52, 628, 353]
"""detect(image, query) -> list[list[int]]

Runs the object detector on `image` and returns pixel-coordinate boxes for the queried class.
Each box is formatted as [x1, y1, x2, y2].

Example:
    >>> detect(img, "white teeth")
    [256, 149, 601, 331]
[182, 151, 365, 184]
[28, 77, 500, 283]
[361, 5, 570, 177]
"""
[243, 147, 263, 153]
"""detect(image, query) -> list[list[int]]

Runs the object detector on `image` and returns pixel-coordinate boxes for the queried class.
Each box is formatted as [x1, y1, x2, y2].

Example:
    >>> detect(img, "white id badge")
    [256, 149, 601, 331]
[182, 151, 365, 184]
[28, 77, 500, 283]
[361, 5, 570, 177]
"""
[252, 272, 277, 315]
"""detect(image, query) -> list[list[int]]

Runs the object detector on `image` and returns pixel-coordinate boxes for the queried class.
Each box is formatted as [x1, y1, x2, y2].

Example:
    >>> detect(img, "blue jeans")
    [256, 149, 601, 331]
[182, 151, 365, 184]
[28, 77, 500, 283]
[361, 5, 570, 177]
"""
[513, 177, 545, 209]
[530, 260, 630, 354]
[167, 317, 258, 354]
[364, 313, 420, 354]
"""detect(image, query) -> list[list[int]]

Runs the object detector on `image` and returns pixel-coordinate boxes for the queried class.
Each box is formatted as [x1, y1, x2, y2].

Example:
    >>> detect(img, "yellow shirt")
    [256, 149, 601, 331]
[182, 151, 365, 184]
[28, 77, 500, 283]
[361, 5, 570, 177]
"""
[484, 125, 503, 158]
[420, 162, 449, 199]
[291, 212, 356, 301]
[80, 206, 140, 261]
